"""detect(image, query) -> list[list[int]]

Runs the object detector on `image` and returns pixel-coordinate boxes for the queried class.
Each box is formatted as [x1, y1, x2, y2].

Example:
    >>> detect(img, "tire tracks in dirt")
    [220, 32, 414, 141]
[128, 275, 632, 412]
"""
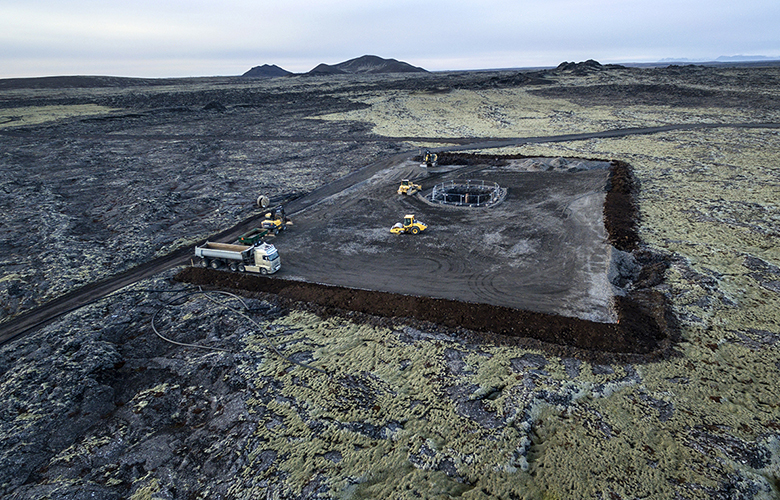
[2, 121, 778, 344]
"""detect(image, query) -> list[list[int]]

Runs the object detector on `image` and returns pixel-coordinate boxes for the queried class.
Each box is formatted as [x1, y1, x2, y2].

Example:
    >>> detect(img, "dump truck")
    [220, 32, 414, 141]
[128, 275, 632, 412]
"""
[397, 179, 422, 196]
[195, 241, 280, 274]
[390, 214, 428, 235]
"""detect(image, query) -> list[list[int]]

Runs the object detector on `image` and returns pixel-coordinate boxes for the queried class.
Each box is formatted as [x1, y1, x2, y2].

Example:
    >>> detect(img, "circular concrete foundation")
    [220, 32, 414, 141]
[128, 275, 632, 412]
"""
[429, 180, 505, 207]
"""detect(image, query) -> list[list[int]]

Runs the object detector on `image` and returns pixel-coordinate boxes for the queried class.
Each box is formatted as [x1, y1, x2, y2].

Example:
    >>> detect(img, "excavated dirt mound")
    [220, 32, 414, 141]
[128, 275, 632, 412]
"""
[604, 160, 641, 251]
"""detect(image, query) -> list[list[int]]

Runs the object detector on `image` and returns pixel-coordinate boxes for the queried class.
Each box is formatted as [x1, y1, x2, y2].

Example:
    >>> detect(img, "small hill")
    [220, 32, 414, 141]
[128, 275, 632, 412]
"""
[306, 55, 427, 76]
[555, 60, 605, 73]
[242, 64, 292, 78]
[552, 60, 624, 75]
[307, 63, 348, 76]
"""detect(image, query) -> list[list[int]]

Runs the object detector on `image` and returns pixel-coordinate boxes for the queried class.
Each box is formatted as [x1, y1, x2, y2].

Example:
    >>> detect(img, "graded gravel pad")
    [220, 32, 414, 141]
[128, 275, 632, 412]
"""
[174, 154, 675, 356]
[268, 156, 622, 324]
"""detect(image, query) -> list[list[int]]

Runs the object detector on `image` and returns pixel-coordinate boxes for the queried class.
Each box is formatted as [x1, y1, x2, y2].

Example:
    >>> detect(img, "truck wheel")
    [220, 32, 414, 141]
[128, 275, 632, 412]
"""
[200, 259, 209, 268]
[411, 227, 420, 234]
[238, 264, 245, 273]
[210, 259, 220, 270]
[260, 268, 268, 275]
[229, 262, 238, 272]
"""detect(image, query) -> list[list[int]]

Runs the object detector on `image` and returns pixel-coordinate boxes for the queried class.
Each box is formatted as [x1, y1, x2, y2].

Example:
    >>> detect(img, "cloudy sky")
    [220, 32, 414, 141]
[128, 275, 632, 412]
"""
[2, 0, 779, 78]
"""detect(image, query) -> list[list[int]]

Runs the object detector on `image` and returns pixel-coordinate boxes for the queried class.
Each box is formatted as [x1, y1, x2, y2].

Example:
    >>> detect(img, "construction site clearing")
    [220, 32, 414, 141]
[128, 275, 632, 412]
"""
[177, 153, 676, 360]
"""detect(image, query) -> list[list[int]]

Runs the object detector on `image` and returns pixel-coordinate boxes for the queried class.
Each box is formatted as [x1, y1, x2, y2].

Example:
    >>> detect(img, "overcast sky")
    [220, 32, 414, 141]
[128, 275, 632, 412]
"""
[2, 0, 779, 78]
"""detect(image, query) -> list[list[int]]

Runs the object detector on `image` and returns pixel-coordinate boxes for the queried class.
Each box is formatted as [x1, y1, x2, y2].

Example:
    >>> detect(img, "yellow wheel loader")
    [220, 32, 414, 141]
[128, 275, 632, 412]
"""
[390, 214, 427, 235]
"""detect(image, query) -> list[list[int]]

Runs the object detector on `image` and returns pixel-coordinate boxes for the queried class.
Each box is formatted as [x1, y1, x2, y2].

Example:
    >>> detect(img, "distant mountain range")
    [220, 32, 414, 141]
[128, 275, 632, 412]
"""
[659, 55, 778, 63]
[715, 55, 776, 62]
[241, 55, 427, 78]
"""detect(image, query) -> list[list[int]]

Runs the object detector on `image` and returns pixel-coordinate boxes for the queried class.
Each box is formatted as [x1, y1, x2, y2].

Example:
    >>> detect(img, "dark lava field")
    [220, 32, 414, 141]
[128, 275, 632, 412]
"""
[1, 62, 779, 499]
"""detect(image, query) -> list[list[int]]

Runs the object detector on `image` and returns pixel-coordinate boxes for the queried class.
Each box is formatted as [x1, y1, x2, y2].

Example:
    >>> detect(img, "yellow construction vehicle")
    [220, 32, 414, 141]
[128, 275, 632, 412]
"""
[397, 179, 422, 196]
[260, 205, 291, 234]
[421, 150, 438, 168]
[390, 214, 427, 235]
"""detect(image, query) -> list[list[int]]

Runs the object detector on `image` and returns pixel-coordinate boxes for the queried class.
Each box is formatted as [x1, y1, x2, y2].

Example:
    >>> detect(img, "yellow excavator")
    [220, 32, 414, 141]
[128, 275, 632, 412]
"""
[390, 214, 427, 235]
[397, 179, 422, 196]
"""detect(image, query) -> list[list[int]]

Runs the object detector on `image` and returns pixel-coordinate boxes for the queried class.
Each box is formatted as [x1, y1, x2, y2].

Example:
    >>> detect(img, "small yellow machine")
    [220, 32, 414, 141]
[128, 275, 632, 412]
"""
[397, 179, 422, 196]
[390, 214, 427, 235]
[421, 150, 438, 168]
[261, 206, 291, 234]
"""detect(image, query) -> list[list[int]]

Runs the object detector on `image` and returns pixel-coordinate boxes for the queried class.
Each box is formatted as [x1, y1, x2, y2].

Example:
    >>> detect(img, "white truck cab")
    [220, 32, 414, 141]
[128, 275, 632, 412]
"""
[246, 242, 281, 274]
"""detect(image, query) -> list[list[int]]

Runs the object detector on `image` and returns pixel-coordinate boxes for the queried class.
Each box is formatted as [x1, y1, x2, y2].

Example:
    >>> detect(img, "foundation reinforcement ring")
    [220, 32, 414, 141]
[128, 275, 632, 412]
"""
[429, 180, 506, 207]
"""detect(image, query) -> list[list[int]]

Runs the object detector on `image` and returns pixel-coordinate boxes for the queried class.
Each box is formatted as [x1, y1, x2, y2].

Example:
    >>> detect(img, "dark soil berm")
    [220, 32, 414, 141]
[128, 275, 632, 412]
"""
[174, 266, 674, 359]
